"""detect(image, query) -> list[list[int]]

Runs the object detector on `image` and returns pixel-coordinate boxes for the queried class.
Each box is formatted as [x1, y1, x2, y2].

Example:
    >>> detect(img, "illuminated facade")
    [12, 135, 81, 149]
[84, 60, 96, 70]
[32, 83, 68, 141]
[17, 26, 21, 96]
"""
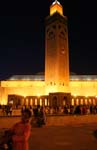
[0, 0, 97, 106]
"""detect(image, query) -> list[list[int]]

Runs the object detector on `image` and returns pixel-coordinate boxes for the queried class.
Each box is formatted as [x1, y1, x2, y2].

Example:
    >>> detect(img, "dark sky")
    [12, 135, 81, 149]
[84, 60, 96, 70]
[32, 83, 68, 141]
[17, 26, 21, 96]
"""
[0, 0, 97, 80]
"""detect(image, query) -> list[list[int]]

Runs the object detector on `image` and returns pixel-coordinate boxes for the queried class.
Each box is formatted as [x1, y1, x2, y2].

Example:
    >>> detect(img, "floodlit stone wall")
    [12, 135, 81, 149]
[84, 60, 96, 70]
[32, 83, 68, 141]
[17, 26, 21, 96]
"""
[69, 81, 97, 96]
[0, 80, 97, 105]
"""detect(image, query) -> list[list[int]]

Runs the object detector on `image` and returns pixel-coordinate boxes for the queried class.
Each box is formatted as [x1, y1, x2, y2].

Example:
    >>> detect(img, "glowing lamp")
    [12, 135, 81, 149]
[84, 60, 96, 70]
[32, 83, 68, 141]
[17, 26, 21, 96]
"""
[50, 0, 63, 16]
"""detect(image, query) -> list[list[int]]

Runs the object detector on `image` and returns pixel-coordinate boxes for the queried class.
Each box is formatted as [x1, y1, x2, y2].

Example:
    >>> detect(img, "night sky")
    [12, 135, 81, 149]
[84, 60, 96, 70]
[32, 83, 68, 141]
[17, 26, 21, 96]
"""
[0, 0, 97, 80]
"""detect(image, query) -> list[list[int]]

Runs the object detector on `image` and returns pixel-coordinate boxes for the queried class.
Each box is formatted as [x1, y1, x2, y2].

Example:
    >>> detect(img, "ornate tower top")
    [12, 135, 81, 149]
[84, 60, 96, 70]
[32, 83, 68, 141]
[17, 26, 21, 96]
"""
[50, 0, 63, 16]
[52, 0, 60, 5]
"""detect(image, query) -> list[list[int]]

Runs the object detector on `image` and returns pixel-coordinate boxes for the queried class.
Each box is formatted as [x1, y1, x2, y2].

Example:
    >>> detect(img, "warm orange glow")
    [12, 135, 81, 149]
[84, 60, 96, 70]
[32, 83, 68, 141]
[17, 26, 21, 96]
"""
[85, 99, 88, 105]
[76, 99, 79, 105]
[0, 1, 97, 107]
[80, 99, 83, 105]
[37, 94, 40, 97]
[71, 98, 74, 106]
[50, 2, 63, 16]
[23, 95, 26, 98]
[45, 99, 47, 106]
[35, 98, 37, 105]
[40, 99, 42, 106]
[30, 99, 33, 105]
[70, 81, 97, 96]
[1, 100, 6, 105]
[0, 80, 97, 105]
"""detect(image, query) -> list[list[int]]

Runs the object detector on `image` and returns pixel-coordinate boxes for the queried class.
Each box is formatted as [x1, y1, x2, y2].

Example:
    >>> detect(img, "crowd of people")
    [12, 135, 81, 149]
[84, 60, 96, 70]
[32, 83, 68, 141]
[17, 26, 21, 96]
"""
[0, 104, 97, 149]
[0, 105, 46, 149]
[1, 104, 97, 117]
[0, 105, 13, 116]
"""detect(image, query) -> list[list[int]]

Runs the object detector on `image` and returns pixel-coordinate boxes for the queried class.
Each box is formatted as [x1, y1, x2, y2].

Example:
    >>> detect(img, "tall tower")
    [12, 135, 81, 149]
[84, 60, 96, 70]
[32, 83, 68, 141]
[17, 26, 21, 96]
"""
[45, 0, 69, 93]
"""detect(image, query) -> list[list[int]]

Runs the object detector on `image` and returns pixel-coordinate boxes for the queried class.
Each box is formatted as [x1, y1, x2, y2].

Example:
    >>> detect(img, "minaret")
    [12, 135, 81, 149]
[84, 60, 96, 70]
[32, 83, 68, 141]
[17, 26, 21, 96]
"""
[45, 0, 70, 93]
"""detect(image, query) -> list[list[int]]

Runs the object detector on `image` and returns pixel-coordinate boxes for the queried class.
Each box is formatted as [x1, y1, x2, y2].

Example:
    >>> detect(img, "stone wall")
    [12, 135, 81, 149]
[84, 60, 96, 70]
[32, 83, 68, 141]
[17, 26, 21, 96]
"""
[46, 115, 97, 126]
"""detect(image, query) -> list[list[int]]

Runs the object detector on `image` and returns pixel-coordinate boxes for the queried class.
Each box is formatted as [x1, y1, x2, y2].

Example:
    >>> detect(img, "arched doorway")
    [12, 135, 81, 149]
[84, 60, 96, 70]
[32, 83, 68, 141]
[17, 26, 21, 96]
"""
[52, 96, 58, 107]
[63, 96, 68, 106]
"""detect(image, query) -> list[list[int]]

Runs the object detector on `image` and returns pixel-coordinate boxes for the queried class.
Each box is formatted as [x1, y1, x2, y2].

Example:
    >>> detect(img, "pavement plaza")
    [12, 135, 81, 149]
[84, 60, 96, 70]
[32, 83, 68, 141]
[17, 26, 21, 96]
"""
[29, 124, 97, 150]
[1, 117, 97, 150]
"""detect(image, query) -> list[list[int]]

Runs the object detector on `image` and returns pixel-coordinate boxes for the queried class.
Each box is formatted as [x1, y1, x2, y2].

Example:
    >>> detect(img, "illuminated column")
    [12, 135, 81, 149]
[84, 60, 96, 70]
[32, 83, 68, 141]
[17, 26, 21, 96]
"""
[40, 98, 42, 106]
[45, 0, 70, 92]
[85, 98, 88, 105]
[30, 98, 33, 106]
[71, 98, 74, 106]
[76, 98, 79, 105]
[35, 98, 37, 106]
[45, 98, 47, 106]
[80, 98, 83, 105]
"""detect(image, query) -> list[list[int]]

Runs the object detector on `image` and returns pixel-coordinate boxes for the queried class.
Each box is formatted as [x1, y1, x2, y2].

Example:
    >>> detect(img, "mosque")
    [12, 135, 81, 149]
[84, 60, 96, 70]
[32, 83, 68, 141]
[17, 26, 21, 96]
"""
[0, 0, 97, 107]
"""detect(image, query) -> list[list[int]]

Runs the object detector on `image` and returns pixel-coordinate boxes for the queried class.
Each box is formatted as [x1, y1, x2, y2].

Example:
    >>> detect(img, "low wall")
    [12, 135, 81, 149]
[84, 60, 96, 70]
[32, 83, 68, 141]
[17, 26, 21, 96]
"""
[0, 115, 97, 129]
[0, 109, 22, 116]
[46, 115, 97, 126]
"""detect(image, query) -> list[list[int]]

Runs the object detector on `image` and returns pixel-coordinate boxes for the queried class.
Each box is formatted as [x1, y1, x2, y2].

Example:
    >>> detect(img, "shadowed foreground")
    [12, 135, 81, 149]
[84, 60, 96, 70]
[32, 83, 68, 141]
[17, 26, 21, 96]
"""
[1, 116, 97, 150]
[29, 124, 97, 150]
